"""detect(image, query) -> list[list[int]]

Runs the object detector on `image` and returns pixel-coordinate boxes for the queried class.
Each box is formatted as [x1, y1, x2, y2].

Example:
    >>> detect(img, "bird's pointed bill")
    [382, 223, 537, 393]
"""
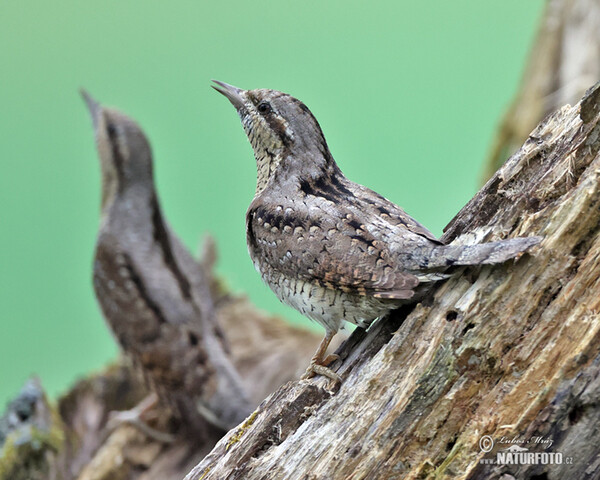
[80, 89, 102, 129]
[211, 80, 245, 110]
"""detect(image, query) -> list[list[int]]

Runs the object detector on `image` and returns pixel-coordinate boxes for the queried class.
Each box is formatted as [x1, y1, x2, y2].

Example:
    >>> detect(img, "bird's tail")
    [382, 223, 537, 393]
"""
[426, 236, 542, 270]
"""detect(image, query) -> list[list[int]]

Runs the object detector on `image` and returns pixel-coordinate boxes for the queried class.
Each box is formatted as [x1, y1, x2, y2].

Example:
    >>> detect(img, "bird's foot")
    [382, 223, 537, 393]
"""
[322, 353, 340, 366]
[301, 354, 342, 384]
[104, 394, 175, 444]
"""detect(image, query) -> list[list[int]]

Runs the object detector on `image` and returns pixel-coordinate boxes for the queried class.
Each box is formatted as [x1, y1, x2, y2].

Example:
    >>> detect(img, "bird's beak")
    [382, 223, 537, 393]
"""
[211, 80, 245, 110]
[80, 89, 102, 129]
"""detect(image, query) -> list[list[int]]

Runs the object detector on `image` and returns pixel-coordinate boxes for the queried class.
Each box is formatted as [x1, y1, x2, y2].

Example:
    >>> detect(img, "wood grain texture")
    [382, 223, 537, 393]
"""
[185, 84, 600, 480]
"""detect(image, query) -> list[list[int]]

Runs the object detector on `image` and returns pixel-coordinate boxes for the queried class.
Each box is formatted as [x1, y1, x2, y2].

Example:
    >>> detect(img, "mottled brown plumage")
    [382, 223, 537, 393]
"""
[82, 91, 251, 435]
[213, 81, 541, 382]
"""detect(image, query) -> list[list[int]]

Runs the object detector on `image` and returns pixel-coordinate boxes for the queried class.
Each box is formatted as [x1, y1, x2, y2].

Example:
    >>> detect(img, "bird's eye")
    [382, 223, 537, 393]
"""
[257, 102, 271, 114]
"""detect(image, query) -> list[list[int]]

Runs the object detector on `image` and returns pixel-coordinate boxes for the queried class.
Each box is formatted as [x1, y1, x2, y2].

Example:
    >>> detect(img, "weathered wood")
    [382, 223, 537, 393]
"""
[185, 84, 600, 480]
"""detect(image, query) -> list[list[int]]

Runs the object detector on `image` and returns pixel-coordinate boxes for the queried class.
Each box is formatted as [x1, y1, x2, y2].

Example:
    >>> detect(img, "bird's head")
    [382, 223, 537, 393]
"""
[212, 81, 332, 195]
[81, 90, 154, 209]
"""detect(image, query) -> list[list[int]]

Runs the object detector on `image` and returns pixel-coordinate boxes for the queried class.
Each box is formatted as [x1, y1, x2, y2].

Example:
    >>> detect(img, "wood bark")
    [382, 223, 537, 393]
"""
[184, 84, 600, 480]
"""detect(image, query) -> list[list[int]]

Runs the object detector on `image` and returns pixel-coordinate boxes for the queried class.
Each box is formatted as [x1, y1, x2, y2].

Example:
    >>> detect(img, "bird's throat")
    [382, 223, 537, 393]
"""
[255, 151, 283, 196]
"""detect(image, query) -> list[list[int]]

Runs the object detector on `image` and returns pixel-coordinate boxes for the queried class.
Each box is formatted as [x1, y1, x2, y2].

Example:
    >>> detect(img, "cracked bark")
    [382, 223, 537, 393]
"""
[184, 84, 600, 480]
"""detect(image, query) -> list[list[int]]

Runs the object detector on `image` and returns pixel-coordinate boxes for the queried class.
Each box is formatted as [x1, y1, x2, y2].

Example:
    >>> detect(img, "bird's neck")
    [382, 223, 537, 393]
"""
[254, 143, 338, 197]
[100, 182, 158, 231]
[100, 169, 119, 212]
[254, 150, 284, 196]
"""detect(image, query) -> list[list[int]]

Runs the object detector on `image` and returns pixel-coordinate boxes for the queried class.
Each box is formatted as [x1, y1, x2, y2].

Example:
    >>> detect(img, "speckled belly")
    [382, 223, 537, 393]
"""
[258, 266, 398, 333]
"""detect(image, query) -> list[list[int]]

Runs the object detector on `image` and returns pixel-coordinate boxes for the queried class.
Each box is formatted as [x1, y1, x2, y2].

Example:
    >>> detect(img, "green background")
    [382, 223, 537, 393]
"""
[0, 1, 544, 407]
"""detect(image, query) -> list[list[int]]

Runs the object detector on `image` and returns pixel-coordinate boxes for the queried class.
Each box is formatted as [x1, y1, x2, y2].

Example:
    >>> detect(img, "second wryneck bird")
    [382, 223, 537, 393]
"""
[213, 81, 541, 384]
[82, 91, 251, 436]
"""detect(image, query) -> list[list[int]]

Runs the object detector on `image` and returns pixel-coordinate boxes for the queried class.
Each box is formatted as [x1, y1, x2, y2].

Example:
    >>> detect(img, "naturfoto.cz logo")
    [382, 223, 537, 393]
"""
[479, 435, 573, 466]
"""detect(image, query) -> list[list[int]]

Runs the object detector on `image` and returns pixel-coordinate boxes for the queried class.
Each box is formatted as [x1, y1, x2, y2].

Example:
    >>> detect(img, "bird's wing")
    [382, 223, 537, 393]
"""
[246, 200, 419, 299]
[351, 183, 442, 244]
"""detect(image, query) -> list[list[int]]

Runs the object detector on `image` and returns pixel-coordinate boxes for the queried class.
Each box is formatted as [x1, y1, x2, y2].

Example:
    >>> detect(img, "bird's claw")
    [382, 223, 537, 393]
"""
[301, 362, 342, 385]
[322, 353, 340, 366]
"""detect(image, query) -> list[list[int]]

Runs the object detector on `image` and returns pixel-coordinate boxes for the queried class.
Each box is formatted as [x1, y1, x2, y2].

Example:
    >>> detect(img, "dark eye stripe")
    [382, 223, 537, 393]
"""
[264, 114, 292, 147]
[107, 122, 118, 138]
[106, 122, 125, 182]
